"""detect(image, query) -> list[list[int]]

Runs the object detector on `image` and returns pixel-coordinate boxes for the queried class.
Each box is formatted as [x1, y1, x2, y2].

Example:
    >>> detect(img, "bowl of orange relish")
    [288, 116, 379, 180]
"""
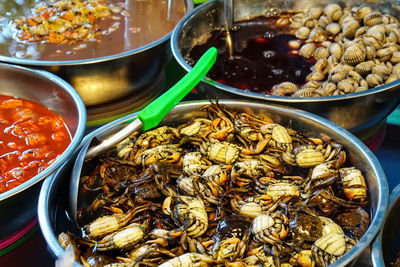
[0, 62, 86, 240]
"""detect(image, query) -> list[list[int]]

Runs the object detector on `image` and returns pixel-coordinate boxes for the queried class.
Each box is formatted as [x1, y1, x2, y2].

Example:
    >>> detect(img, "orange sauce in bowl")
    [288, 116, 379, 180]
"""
[0, 95, 71, 193]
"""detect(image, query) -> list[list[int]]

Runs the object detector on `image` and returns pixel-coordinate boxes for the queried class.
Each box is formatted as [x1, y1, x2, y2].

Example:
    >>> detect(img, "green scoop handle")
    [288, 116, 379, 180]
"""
[84, 47, 217, 161]
[138, 47, 217, 131]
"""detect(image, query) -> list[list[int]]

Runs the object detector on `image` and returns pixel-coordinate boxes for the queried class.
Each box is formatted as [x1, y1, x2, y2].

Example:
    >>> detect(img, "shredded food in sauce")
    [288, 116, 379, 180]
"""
[0, 95, 71, 193]
[13, 0, 127, 44]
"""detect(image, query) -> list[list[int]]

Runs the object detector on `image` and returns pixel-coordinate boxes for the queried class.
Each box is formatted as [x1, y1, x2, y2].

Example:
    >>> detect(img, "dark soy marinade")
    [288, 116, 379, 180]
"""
[186, 16, 314, 94]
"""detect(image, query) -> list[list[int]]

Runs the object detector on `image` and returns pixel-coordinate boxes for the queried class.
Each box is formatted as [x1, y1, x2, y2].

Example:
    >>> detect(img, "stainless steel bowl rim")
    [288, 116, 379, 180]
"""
[171, 0, 400, 103]
[0, 1, 194, 67]
[371, 183, 400, 266]
[0, 62, 87, 201]
[38, 99, 389, 267]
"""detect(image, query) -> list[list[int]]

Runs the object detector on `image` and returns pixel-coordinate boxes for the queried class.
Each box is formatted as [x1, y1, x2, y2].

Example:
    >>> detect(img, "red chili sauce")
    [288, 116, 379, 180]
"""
[0, 95, 71, 193]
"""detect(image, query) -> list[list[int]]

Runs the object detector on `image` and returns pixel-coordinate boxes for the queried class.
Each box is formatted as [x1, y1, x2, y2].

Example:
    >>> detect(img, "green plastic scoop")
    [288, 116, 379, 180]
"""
[84, 47, 217, 161]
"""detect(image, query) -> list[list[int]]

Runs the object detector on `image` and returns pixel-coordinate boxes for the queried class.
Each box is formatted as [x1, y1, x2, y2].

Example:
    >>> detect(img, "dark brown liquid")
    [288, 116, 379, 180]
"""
[0, 0, 186, 61]
[186, 17, 314, 94]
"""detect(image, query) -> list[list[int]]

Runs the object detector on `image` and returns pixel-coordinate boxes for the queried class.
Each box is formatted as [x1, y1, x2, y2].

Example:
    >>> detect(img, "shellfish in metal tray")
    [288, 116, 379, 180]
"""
[57, 100, 373, 266]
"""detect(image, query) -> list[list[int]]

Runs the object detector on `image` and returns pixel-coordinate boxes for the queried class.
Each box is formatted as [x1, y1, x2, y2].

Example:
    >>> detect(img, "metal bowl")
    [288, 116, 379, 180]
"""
[0, 63, 86, 240]
[0, 0, 193, 106]
[171, 0, 400, 135]
[371, 184, 400, 266]
[38, 100, 388, 266]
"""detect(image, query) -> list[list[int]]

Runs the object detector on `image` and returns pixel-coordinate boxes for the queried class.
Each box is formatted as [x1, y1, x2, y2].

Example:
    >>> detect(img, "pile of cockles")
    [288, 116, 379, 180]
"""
[271, 3, 400, 97]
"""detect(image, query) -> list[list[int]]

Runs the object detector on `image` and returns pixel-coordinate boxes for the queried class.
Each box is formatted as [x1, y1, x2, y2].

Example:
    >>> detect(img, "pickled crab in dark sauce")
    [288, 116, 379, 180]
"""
[186, 16, 314, 94]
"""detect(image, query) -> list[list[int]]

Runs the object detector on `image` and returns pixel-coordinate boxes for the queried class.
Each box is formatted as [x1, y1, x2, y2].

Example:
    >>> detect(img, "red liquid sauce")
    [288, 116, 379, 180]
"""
[186, 16, 314, 94]
[0, 95, 71, 193]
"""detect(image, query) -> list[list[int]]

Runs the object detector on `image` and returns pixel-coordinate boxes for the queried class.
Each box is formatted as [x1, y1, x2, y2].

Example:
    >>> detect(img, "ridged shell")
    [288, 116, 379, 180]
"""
[385, 73, 400, 84]
[353, 5, 372, 20]
[390, 51, 400, 64]
[355, 61, 374, 76]
[309, 27, 328, 43]
[302, 17, 317, 29]
[348, 70, 363, 82]
[318, 15, 332, 28]
[387, 27, 400, 43]
[303, 80, 322, 89]
[313, 58, 328, 73]
[329, 66, 349, 83]
[299, 43, 316, 58]
[366, 73, 383, 87]
[328, 42, 343, 60]
[372, 64, 390, 78]
[292, 87, 316, 97]
[326, 23, 341, 36]
[365, 46, 377, 60]
[342, 20, 360, 39]
[382, 14, 398, 25]
[385, 23, 399, 35]
[296, 26, 311, 39]
[362, 35, 382, 50]
[313, 82, 337, 96]
[392, 63, 400, 74]
[363, 11, 383, 26]
[355, 26, 368, 38]
[306, 71, 325, 82]
[366, 24, 386, 42]
[314, 47, 330, 60]
[324, 3, 343, 22]
[307, 7, 323, 19]
[338, 79, 355, 93]
[271, 82, 298, 95]
[342, 45, 366, 65]
[376, 44, 398, 62]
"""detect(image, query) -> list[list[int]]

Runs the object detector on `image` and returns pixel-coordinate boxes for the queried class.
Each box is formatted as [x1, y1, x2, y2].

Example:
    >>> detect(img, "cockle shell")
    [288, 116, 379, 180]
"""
[302, 17, 317, 29]
[385, 73, 400, 84]
[314, 47, 330, 60]
[382, 14, 398, 25]
[299, 43, 316, 58]
[376, 44, 398, 62]
[271, 82, 298, 96]
[348, 70, 363, 82]
[329, 66, 349, 83]
[306, 71, 325, 82]
[366, 73, 383, 87]
[293, 87, 316, 97]
[365, 46, 377, 60]
[314, 82, 337, 96]
[313, 58, 328, 73]
[318, 15, 332, 28]
[387, 27, 400, 43]
[296, 26, 311, 39]
[328, 42, 343, 60]
[355, 79, 369, 92]
[353, 5, 372, 20]
[366, 24, 386, 42]
[355, 61, 374, 76]
[363, 11, 383, 26]
[355, 26, 368, 38]
[362, 35, 382, 50]
[338, 79, 355, 93]
[372, 64, 390, 79]
[326, 23, 341, 36]
[309, 27, 328, 43]
[307, 7, 323, 19]
[342, 45, 366, 66]
[342, 20, 360, 39]
[390, 51, 400, 64]
[324, 3, 343, 22]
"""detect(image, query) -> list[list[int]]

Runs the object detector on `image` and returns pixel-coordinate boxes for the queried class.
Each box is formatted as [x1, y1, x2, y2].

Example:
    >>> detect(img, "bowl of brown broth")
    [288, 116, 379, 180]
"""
[171, 0, 400, 136]
[0, 0, 193, 106]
